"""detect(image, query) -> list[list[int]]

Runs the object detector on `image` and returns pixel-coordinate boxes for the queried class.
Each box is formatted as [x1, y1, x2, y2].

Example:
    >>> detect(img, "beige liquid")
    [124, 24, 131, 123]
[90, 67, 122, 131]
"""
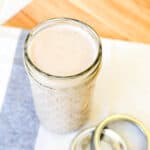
[28, 24, 97, 76]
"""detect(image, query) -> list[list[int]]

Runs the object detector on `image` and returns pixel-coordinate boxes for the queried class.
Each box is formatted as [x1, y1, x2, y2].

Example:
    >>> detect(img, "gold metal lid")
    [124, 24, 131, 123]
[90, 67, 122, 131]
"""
[94, 115, 150, 150]
[71, 125, 127, 150]
[71, 127, 95, 150]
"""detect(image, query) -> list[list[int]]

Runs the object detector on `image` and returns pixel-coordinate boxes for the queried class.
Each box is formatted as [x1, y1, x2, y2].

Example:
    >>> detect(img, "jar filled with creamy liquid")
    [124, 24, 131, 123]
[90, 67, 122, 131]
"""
[24, 18, 102, 133]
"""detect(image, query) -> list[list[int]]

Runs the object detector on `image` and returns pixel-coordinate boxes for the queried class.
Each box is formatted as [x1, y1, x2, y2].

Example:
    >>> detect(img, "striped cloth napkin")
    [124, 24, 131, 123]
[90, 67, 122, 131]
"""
[0, 26, 150, 150]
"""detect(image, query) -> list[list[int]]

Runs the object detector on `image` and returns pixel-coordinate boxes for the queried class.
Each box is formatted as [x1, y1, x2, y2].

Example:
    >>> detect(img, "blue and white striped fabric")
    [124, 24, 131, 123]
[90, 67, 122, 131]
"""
[0, 27, 39, 150]
[0, 26, 150, 150]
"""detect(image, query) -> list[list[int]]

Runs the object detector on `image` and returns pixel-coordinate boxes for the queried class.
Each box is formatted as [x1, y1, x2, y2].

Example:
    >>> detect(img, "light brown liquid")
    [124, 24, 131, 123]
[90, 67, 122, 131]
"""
[28, 24, 97, 76]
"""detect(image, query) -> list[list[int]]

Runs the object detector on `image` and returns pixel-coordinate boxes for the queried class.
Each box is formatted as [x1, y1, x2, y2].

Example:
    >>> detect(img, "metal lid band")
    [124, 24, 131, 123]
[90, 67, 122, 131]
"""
[94, 115, 150, 150]
[71, 126, 127, 150]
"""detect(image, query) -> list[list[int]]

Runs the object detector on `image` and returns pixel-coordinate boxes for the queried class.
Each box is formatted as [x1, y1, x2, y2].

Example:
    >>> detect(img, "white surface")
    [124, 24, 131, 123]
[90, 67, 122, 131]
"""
[0, 26, 22, 111]
[0, 0, 31, 24]
[0, 26, 150, 149]
[92, 39, 150, 128]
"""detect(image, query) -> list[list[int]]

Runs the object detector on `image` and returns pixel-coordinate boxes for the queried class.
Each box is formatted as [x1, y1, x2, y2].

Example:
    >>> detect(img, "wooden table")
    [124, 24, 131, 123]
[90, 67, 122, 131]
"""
[5, 0, 150, 43]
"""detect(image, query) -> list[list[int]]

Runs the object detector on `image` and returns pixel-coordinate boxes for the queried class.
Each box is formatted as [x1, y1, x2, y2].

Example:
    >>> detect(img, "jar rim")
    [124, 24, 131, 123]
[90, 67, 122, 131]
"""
[24, 17, 102, 80]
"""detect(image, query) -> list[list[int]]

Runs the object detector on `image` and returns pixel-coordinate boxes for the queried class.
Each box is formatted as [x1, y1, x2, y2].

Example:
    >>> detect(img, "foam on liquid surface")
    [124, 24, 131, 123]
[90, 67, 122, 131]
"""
[28, 24, 97, 76]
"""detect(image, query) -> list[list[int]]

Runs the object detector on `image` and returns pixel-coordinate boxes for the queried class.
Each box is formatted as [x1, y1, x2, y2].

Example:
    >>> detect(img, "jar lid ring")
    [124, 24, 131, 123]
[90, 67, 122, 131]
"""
[94, 114, 150, 150]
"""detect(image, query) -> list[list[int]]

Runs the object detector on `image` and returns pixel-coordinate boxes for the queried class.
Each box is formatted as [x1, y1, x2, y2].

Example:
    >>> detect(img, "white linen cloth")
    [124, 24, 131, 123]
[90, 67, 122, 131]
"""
[0, 26, 150, 150]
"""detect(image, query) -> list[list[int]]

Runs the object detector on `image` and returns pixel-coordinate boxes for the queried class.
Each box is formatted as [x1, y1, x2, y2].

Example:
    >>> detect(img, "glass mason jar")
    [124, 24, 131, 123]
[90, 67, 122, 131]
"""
[24, 18, 102, 133]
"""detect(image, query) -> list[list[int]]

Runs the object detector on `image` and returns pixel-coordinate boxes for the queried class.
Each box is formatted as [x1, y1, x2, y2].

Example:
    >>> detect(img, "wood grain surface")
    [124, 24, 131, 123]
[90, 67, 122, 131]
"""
[5, 0, 150, 43]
